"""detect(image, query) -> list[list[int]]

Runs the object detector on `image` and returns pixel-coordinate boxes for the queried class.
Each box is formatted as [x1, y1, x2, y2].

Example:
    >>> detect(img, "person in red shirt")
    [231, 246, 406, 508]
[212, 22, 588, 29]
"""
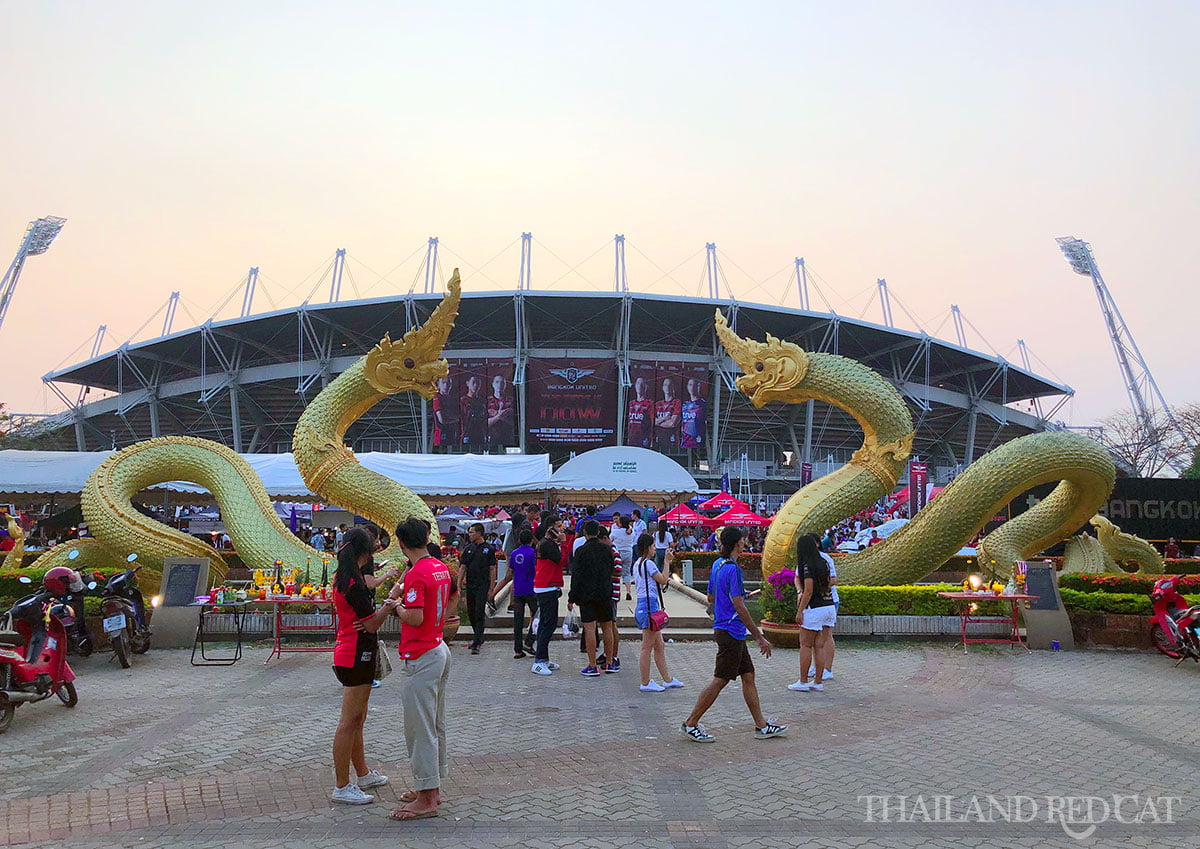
[626, 376, 653, 447]
[654, 377, 682, 450]
[329, 527, 397, 805]
[386, 517, 456, 821]
[1164, 538, 1182, 559]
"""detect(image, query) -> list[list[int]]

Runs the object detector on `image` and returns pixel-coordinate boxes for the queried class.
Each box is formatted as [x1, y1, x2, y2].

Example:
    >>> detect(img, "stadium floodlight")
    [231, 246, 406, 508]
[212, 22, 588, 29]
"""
[1056, 236, 1093, 276]
[0, 215, 67, 336]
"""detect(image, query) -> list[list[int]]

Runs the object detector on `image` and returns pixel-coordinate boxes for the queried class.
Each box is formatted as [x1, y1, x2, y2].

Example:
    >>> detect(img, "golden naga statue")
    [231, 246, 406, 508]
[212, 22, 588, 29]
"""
[1, 510, 24, 570]
[714, 311, 1117, 584]
[1062, 515, 1164, 576]
[29, 273, 463, 590]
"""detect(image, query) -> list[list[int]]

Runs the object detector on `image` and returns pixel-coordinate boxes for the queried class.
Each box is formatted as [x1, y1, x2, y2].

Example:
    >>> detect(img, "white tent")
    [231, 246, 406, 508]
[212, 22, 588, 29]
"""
[549, 446, 698, 507]
[0, 450, 551, 504]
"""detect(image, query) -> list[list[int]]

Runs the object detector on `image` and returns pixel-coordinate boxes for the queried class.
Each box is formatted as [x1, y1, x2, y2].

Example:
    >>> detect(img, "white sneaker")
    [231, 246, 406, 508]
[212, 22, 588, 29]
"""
[788, 680, 812, 691]
[531, 662, 553, 676]
[663, 678, 684, 689]
[808, 668, 833, 680]
[546, 661, 560, 671]
[809, 682, 824, 691]
[354, 769, 388, 789]
[331, 784, 374, 805]
[640, 681, 666, 692]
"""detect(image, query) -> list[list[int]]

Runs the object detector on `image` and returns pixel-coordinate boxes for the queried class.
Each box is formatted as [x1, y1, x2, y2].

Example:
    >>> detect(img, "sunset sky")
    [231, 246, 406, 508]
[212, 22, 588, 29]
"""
[2, 1, 1196, 426]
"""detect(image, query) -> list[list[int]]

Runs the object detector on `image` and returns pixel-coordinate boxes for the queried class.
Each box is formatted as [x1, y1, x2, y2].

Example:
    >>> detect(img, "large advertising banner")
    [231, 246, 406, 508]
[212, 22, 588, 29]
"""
[625, 361, 709, 452]
[527, 358, 617, 448]
[433, 357, 516, 450]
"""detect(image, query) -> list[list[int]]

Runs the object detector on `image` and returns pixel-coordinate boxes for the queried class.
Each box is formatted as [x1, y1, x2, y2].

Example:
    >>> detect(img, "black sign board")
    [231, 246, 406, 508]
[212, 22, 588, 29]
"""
[1008, 478, 1200, 544]
[1023, 562, 1061, 612]
[162, 558, 207, 607]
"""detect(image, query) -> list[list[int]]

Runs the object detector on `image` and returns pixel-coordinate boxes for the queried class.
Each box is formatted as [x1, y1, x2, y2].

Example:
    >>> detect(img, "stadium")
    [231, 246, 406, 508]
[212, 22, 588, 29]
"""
[30, 240, 1072, 497]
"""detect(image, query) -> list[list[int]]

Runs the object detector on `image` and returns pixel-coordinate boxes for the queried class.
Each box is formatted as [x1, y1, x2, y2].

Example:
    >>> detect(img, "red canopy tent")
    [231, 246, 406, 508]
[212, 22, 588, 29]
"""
[697, 492, 753, 512]
[660, 504, 706, 524]
[705, 505, 772, 527]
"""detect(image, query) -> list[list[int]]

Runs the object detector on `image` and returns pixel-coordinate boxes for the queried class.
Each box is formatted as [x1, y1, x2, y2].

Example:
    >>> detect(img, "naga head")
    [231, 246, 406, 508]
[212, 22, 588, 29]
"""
[364, 270, 462, 399]
[714, 309, 809, 407]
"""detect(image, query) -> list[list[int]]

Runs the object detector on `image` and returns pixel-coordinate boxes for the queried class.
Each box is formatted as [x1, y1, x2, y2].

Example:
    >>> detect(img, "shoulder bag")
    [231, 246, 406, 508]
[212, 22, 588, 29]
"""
[641, 557, 670, 632]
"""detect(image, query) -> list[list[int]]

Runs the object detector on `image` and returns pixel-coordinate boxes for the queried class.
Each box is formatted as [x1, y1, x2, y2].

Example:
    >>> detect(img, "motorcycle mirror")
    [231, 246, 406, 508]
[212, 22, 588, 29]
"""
[87, 581, 98, 590]
[68, 549, 80, 560]
[127, 553, 138, 562]
[18, 576, 32, 584]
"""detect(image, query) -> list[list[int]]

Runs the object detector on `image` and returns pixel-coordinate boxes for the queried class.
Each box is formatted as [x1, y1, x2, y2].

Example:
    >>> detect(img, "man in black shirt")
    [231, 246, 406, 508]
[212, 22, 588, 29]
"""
[567, 521, 617, 676]
[459, 522, 497, 654]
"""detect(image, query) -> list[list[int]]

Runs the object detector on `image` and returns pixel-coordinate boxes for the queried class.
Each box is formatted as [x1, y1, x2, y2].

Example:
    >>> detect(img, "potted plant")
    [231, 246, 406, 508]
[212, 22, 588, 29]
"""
[759, 568, 802, 648]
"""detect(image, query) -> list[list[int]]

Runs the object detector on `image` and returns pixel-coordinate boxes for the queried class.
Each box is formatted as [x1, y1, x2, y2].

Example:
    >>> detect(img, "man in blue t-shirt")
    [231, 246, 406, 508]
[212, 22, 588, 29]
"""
[491, 528, 538, 658]
[680, 526, 787, 744]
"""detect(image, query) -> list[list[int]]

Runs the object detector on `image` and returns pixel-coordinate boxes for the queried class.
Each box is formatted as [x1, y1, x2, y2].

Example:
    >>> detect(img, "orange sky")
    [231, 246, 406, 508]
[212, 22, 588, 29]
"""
[2, 2, 1196, 426]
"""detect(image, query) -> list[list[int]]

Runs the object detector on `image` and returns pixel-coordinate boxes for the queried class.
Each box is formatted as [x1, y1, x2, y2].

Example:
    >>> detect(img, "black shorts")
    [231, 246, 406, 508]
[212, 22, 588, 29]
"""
[577, 598, 613, 624]
[332, 636, 377, 687]
[713, 628, 755, 681]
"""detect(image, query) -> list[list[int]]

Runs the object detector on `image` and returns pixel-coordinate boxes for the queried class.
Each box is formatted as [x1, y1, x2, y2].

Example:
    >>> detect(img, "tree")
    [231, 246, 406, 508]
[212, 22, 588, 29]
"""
[1097, 404, 1199, 477]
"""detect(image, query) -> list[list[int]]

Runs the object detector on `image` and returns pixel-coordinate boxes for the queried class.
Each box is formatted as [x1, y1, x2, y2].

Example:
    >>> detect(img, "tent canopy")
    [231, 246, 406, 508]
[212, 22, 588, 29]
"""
[0, 450, 551, 504]
[660, 503, 706, 525]
[698, 492, 753, 512]
[549, 447, 697, 507]
[594, 494, 645, 522]
[706, 505, 771, 527]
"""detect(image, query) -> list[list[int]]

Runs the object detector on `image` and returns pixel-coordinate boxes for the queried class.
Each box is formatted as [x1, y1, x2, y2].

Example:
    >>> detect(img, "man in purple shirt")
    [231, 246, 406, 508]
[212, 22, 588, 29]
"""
[492, 528, 538, 658]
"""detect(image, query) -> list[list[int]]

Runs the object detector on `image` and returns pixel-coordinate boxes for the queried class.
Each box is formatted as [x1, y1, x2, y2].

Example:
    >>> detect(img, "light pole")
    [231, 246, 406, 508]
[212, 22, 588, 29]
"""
[0, 216, 66, 336]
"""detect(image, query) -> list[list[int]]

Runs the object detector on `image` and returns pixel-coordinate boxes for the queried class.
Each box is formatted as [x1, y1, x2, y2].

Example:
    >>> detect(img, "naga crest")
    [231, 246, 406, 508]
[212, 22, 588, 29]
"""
[714, 310, 809, 408]
[364, 270, 462, 399]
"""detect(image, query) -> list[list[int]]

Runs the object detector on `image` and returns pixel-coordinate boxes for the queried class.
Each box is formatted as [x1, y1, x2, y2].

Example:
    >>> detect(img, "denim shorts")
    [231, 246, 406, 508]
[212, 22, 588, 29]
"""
[634, 600, 661, 630]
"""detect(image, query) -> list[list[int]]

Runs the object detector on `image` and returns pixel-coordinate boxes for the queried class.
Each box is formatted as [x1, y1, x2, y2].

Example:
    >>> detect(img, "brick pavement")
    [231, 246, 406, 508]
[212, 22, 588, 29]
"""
[2, 635, 1198, 849]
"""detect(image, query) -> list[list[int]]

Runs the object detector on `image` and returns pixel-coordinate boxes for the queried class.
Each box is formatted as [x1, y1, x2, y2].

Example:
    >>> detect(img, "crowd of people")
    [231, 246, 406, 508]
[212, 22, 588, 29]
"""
[327, 508, 814, 819]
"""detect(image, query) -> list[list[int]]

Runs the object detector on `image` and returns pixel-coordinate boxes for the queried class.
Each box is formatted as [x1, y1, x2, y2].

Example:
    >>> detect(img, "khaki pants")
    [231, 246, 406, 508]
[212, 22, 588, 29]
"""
[402, 641, 451, 790]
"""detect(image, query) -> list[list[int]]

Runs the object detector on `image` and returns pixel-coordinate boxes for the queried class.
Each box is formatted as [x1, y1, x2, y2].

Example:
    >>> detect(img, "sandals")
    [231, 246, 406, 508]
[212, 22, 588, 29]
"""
[388, 806, 438, 821]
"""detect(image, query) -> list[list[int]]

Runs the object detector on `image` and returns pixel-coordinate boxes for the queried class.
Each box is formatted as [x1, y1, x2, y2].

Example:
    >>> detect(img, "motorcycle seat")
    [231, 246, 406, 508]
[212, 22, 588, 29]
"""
[0, 630, 23, 647]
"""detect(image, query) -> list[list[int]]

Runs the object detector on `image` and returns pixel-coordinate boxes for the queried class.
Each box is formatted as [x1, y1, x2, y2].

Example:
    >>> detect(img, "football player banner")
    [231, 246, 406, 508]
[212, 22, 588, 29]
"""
[434, 358, 516, 448]
[625, 361, 708, 452]
[527, 358, 617, 448]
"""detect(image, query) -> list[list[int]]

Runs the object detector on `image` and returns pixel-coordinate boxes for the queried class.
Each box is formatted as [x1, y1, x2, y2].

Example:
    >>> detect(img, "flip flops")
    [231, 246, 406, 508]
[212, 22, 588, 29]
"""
[388, 806, 438, 821]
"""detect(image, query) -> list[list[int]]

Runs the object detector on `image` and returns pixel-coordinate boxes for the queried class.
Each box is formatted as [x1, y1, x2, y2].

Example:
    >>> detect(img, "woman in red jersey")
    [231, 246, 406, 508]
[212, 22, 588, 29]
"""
[330, 526, 397, 805]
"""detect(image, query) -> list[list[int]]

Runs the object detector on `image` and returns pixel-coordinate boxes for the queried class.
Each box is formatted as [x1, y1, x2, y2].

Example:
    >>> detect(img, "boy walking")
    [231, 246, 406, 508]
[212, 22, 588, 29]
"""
[681, 526, 787, 743]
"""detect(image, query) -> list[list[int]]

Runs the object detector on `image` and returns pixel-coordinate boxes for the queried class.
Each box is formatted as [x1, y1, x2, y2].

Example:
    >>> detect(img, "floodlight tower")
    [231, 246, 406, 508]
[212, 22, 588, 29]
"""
[0, 216, 66, 336]
[1056, 236, 1188, 474]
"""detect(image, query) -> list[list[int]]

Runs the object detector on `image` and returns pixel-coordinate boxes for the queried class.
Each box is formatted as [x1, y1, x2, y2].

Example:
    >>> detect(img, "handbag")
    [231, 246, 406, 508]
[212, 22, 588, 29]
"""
[374, 641, 393, 681]
[641, 557, 670, 632]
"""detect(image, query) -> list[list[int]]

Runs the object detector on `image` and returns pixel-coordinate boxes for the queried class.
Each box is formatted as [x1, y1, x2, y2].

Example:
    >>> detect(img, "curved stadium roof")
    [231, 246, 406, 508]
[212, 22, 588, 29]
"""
[38, 288, 1070, 487]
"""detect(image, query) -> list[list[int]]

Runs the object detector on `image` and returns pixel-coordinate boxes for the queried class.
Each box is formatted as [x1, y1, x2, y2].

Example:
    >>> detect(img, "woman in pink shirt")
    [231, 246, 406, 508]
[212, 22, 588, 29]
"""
[330, 527, 397, 805]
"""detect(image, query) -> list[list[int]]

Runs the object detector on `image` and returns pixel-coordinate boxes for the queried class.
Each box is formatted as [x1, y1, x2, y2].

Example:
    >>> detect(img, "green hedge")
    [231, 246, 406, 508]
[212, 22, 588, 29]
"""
[759, 582, 1187, 621]
[0, 567, 54, 599]
[676, 551, 761, 573]
[1059, 573, 1200, 596]
[837, 585, 1010, 617]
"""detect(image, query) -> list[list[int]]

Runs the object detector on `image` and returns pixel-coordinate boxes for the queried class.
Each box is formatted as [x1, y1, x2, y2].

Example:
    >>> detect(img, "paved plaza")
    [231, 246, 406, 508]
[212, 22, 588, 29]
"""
[2, 637, 1198, 849]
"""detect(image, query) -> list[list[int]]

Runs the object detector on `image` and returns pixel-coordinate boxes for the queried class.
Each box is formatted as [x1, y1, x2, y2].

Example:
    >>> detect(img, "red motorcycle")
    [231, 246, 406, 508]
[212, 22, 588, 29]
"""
[1149, 576, 1200, 662]
[0, 573, 78, 733]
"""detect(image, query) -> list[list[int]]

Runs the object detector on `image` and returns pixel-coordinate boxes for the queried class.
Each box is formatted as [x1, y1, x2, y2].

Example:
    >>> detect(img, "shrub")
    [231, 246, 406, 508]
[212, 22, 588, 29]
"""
[1059, 573, 1200, 596]
[760, 568, 797, 623]
[674, 551, 762, 574]
[1059, 589, 1152, 615]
